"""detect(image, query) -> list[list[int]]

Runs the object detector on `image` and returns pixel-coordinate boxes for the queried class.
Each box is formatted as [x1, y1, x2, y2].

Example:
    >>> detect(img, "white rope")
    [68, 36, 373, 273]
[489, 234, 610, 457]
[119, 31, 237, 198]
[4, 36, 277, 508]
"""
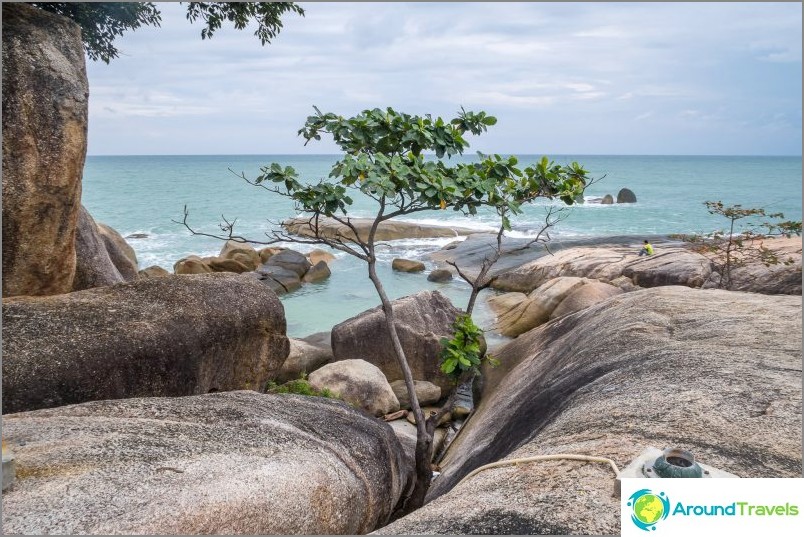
[455, 453, 621, 488]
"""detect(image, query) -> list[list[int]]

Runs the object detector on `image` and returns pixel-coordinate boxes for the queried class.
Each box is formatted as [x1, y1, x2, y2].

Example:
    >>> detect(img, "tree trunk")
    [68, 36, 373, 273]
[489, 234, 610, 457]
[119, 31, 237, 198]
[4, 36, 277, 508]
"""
[367, 260, 433, 515]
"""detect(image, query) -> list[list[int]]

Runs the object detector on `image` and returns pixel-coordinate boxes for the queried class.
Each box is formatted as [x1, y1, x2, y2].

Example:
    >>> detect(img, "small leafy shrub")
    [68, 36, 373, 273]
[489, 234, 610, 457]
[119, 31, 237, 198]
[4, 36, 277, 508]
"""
[439, 314, 497, 380]
[265, 375, 339, 399]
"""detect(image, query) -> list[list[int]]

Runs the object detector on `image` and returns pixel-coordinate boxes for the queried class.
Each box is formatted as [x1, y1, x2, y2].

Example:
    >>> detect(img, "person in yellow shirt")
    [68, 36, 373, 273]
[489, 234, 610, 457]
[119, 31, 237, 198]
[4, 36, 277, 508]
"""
[639, 240, 654, 256]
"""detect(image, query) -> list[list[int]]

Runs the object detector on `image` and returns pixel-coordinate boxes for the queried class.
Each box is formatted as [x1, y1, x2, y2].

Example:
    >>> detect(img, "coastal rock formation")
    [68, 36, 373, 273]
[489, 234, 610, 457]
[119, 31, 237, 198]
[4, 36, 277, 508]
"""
[601, 194, 614, 204]
[2, 273, 289, 413]
[138, 265, 170, 278]
[97, 222, 139, 280]
[218, 241, 261, 272]
[2, 3, 88, 297]
[376, 287, 801, 534]
[302, 260, 331, 283]
[491, 245, 711, 293]
[265, 249, 312, 277]
[390, 380, 442, 409]
[714, 236, 801, 295]
[275, 338, 334, 383]
[392, 258, 426, 273]
[173, 255, 213, 274]
[72, 206, 128, 291]
[1, 391, 412, 534]
[616, 187, 637, 203]
[308, 248, 336, 265]
[494, 277, 590, 337]
[548, 280, 623, 319]
[283, 216, 476, 242]
[308, 359, 400, 417]
[331, 291, 462, 392]
[427, 269, 453, 282]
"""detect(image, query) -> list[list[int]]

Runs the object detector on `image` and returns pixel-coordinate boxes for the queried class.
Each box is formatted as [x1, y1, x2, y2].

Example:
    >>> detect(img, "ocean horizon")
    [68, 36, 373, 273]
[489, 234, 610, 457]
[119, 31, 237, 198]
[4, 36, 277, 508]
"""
[82, 153, 803, 337]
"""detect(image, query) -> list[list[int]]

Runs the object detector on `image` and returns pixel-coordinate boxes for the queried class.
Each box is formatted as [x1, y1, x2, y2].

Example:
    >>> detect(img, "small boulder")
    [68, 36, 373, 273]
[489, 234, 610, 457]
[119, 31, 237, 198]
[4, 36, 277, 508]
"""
[125, 233, 149, 239]
[219, 239, 254, 258]
[600, 194, 614, 205]
[72, 206, 127, 291]
[97, 222, 139, 280]
[308, 359, 400, 417]
[308, 248, 336, 266]
[258, 247, 283, 264]
[174, 256, 213, 275]
[616, 187, 637, 203]
[390, 380, 442, 409]
[138, 265, 170, 279]
[207, 257, 252, 274]
[303, 260, 331, 283]
[392, 258, 426, 273]
[427, 269, 453, 282]
[221, 248, 260, 272]
[266, 249, 312, 277]
[257, 264, 302, 293]
[276, 338, 334, 383]
[608, 275, 639, 292]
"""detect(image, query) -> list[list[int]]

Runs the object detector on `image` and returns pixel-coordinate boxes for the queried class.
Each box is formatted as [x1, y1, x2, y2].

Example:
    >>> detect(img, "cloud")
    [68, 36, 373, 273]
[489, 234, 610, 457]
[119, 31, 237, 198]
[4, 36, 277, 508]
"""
[83, 1, 802, 155]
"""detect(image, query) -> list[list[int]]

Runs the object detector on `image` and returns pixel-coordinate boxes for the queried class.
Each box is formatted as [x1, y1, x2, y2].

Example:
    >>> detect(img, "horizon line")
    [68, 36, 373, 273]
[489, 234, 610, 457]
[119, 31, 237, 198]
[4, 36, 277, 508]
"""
[86, 152, 804, 158]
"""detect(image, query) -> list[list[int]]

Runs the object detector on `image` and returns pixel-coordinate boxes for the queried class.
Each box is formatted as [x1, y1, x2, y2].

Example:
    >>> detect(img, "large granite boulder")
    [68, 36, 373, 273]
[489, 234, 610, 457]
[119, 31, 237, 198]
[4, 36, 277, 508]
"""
[2, 4, 88, 297]
[308, 359, 400, 417]
[718, 236, 802, 295]
[284, 216, 476, 242]
[616, 187, 637, 203]
[376, 287, 801, 534]
[491, 245, 712, 293]
[549, 280, 622, 319]
[2, 273, 289, 413]
[494, 277, 588, 337]
[71, 206, 128, 291]
[1, 391, 413, 534]
[331, 291, 463, 392]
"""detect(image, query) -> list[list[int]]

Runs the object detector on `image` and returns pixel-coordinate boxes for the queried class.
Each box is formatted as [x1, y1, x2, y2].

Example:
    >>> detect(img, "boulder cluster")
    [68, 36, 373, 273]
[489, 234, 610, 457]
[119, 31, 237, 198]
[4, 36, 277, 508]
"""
[174, 240, 334, 295]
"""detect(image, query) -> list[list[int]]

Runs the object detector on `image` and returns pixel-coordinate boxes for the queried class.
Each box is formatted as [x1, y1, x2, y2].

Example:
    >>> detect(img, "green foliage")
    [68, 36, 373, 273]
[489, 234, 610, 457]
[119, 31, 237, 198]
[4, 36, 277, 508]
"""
[256, 107, 590, 221]
[266, 376, 338, 399]
[438, 314, 493, 380]
[31, 2, 304, 64]
[676, 201, 802, 289]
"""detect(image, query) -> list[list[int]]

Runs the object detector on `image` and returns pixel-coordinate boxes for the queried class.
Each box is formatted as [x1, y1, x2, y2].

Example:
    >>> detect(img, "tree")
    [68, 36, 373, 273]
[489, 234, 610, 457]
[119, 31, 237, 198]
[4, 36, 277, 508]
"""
[181, 106, 590, 514]
[30, 2, 304, 63]
[677, 201, 801, 289]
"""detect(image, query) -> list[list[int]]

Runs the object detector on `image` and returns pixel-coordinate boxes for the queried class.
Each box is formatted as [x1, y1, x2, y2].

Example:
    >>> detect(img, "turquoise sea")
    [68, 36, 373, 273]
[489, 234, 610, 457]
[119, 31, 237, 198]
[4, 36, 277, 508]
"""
[82, 154, 802, 337]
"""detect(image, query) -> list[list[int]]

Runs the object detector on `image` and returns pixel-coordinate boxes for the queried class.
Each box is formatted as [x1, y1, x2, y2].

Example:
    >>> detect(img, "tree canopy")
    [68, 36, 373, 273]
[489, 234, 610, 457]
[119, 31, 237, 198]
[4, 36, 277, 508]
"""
[30, 2, 305, 63]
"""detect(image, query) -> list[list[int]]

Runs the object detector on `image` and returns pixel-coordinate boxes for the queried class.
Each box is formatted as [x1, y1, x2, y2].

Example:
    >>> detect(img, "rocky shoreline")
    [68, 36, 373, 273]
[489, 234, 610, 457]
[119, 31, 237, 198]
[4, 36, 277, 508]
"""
[2, 5, 802, 533]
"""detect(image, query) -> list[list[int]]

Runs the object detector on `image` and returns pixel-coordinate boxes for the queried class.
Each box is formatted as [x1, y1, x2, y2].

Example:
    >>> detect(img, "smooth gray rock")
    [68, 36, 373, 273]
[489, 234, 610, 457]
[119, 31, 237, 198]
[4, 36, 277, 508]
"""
[427, 269, 453, 282]
[276, 338, 334, 383]
[265, 248, 312, 277]
[390, 379, 442, 409]
[72, 206, 127, 291]
[303, 260, 331, 283]
[616, 187, 637, 203]
[1, 391, 413, 535]
[97, 222, 139, 280]
[308, 359, 400, 417]
[2, 3, 88, 297]
[331, 291, 463, 392]
[601, 194, 614, 204]
[2, 273, 289, 413]
[376, 287, 801, 534]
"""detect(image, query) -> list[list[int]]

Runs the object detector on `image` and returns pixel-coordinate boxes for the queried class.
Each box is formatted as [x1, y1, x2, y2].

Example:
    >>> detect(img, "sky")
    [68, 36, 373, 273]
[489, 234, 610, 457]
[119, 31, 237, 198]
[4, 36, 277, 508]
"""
[85, 2, 802, 156]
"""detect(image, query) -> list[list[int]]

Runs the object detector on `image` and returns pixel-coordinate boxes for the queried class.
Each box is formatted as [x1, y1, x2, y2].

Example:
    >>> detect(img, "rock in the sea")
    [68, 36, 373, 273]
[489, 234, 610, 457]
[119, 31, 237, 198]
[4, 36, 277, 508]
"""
[331, 291, 463, 392]
[376, 287, 801, 535]
[276, 338, 334, 383]
[283, 216, 475, 242]
[219, 244, 260, 272]
[175, 256, 213, 275]
[390, 380, 442, 409]
[308, 359, 400, 417]
[427, 269, 453, 282]
[303, 260, 331, 283]
[2, 273, 289, 413]
[72, 206, 128, 291]
[125, 232, 149, 239]
[600, 194, 614, 205]
[392, 258, 426, 273]
[308, 248, 336, 266]
[1, 391, 412, 535]
[616, 187, 637, 203]
[138, 265, 170, 279]
[2, 4, 88, 297]
[264, 248, 312, 277]
[256, 264, 302, 293]
[207, 257, 252, 274]
[258, 246, 283, 263]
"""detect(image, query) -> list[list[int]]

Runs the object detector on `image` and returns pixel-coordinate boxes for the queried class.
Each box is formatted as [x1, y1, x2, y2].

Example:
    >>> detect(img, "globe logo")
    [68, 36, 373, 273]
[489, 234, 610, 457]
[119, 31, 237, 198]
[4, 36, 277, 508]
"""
[627, 489, 670, 531]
